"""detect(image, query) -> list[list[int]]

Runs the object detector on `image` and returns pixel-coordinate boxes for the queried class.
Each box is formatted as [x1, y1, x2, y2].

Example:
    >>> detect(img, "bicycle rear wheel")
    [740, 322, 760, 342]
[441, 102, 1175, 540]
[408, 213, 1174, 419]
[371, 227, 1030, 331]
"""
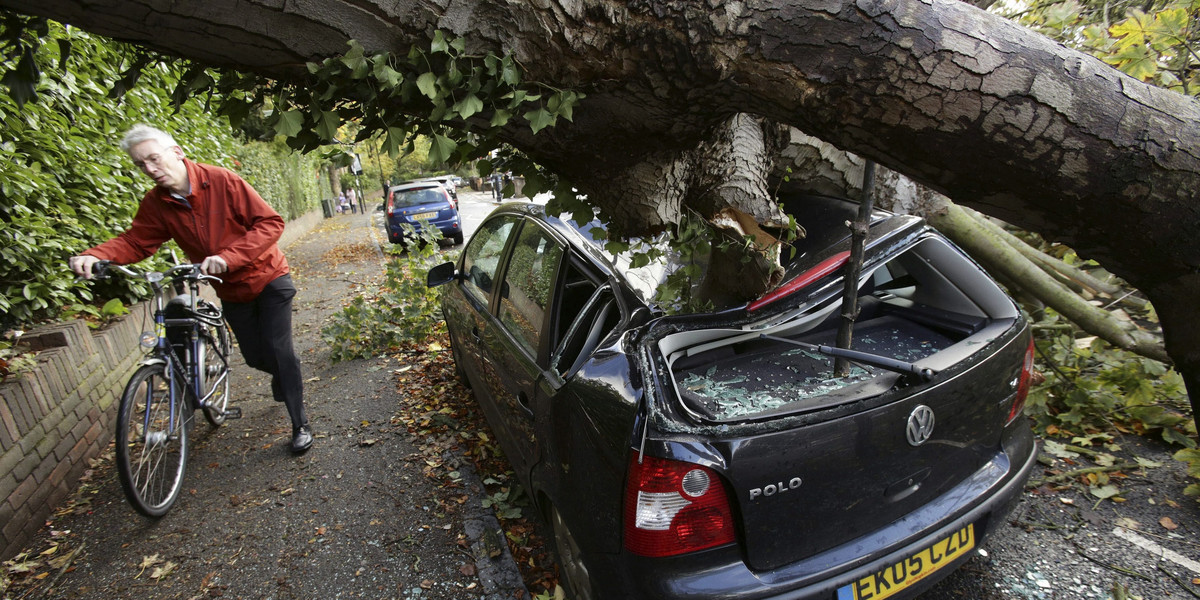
[198, 322, 232, 427]
[115, 364, 188, 517]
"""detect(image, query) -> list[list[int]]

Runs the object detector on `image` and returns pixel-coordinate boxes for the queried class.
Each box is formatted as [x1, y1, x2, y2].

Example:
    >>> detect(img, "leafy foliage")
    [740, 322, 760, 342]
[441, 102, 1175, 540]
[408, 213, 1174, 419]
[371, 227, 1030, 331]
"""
[320, 226, 448, 362]
[174, 34, 583, 164]
[0, 16, 231, 326]
[231, 141, 323, 221]
[1026, 325, 1196, 447]
[0, 338, 35, 382]
[999, 0, 1200, 95]
[0, 13, 328, 329]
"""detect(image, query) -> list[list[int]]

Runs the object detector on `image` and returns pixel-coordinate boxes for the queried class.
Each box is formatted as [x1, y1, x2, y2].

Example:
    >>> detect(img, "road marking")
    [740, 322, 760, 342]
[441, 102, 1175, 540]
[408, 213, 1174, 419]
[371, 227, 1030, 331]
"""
[1111, 526, 1200, 575]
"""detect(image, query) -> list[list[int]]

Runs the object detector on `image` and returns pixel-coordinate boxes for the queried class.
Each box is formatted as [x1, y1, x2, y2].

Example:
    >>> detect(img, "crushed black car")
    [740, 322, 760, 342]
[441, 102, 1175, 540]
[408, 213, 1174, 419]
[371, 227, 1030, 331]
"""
[427, 194, 1037, 600]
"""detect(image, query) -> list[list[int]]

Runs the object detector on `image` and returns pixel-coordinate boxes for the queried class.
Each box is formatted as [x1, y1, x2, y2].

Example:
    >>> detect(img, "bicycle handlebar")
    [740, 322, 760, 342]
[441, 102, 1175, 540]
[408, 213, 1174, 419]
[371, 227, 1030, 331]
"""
[90, 260, 225, 286]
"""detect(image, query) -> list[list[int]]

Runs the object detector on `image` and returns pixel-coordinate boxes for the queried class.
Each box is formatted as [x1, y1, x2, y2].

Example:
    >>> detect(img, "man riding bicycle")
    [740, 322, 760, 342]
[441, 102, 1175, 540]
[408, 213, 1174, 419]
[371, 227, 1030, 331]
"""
[68, 124, 313, 454]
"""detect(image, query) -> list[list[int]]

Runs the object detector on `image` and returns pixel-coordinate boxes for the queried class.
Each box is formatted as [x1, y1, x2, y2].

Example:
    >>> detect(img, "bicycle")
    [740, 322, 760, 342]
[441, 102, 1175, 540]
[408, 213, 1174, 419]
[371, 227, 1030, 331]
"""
[89, 261, 241, 516]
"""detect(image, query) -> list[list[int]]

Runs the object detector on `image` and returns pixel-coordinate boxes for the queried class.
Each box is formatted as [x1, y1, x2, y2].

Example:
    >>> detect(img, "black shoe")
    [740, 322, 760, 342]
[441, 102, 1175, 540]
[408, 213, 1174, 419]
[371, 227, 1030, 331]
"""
[290, 425, 313, 454]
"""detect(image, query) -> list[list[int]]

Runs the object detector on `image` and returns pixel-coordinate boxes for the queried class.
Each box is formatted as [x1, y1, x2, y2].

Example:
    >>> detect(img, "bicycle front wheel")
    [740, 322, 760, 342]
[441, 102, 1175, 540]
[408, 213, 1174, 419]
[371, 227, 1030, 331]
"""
[116, 364, 188, 517]
[199, 323, 232, 427]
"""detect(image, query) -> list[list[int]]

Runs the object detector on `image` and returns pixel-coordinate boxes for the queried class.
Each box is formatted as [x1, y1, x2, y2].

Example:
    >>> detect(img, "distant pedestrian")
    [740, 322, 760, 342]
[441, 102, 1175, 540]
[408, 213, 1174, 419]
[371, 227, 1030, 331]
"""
[490, 172, 503, 201]
[346, 187, 357, 214]
[337, 192, 348, 214]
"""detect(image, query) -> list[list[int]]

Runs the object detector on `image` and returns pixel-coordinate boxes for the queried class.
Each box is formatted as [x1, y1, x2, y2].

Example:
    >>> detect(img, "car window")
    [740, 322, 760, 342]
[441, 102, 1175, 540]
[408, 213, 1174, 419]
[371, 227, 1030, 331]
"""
[498, 223, 564, 358]
[394, 187, 444, 208]
[551, 257, 620, 377]
[461, 216, 518, 307]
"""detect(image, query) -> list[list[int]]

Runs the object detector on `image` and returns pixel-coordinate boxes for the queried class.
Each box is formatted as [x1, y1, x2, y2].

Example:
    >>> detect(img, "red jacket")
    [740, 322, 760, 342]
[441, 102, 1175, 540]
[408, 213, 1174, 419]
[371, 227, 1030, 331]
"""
[85, 159, 289, 303]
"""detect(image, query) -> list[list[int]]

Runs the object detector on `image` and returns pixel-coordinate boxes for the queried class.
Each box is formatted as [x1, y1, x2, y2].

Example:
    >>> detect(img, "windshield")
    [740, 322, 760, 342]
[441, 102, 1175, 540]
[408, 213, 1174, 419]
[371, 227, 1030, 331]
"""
[393, 187, 446, 208]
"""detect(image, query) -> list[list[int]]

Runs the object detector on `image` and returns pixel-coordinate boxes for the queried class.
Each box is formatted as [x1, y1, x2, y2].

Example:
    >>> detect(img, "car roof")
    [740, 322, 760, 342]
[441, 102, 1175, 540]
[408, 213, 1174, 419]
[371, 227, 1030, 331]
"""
[408, 175, 455, 184]
[390, 182, 445, 193]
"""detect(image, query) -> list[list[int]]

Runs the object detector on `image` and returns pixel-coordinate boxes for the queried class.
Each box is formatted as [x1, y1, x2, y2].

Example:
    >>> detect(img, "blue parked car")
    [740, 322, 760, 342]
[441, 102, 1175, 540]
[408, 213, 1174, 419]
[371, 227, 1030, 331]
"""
[386, 182, 463, 246]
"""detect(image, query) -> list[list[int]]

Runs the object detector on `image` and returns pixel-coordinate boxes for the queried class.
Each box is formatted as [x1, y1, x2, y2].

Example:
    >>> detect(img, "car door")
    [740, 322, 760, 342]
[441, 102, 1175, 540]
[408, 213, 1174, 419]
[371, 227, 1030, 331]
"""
[444, 215, 520, 397]
[479, 219, 566, 478]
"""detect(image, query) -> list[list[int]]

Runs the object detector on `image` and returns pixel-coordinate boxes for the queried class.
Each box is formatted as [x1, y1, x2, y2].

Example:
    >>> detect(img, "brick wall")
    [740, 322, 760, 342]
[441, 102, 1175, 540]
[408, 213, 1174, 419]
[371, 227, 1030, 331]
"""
[0, 304, 152, 559]
[0, 209, 322, 561]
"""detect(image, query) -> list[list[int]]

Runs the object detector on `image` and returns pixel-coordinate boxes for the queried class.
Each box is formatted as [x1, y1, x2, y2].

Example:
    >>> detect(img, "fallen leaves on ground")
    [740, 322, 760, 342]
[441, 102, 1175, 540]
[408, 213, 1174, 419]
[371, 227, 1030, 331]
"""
[320, 242, 378, 267]
[387, 333, 560, 596]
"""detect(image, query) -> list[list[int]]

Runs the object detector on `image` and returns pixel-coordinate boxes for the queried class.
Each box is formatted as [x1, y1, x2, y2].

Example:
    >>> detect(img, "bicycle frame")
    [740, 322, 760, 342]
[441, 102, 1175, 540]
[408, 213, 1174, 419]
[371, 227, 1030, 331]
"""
[109, 264, 232, 435]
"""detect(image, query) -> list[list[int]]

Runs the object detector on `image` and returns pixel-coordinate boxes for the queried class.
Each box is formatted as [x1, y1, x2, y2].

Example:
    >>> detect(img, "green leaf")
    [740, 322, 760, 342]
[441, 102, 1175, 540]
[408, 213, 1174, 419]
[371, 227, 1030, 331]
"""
[416, 72, 439, 100]
[428, 133, 457, 165]
[372, 58, 402, 87]
[1043, 439, 1080, 459]
[1109, 12, 1152, 46]
[383, 127, 406, 157]
[430, 30, 449, 54]
[452, 94, 484, 120]
[316, 110, 340, 141]
[1107, 43, 1158, 80]
[524, 107, 556, 134]
[1133, 456, 1163, 468]
[274, 110, 305, 137]
[501, 57, 520, 86]
[340, 40, 369, 78]
[1153, 9, 1189, 39]
[1089, 484, 1121, 500]
[100, 298, 128, 317]
[489, 109, 513, 127]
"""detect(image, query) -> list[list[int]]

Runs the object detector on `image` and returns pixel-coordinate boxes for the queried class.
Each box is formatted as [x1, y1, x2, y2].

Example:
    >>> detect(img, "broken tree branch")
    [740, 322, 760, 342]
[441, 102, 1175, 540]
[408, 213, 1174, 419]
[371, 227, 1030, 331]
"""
[961, 207, 1148, 310]
[928, 201, 1170, 364]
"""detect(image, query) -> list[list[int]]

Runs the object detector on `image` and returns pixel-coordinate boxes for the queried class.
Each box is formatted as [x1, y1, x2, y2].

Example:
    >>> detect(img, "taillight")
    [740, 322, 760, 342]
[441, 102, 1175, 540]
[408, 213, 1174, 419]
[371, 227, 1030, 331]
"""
[623, 454, 735, 557]
[1008, 337, 1035, 423]
[748, 251, 850, 311]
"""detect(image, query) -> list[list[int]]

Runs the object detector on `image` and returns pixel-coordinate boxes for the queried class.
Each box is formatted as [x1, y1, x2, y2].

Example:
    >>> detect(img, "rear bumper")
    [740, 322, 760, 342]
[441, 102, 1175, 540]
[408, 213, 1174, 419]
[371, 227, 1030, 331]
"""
[601, 426, 1037, 599]
[387, 215, 461, 240]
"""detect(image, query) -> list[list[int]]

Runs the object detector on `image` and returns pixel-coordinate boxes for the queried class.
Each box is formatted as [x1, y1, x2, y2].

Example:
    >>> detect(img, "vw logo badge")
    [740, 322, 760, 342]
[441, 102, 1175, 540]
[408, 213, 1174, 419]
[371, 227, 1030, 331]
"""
[906, 405, 936, 446]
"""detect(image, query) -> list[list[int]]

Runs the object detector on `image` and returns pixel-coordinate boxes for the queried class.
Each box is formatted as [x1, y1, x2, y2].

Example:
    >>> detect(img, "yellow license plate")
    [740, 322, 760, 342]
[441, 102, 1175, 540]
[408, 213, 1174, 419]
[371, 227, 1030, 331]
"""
[837, 524, 974, 600]
[409, 211, 437, 220]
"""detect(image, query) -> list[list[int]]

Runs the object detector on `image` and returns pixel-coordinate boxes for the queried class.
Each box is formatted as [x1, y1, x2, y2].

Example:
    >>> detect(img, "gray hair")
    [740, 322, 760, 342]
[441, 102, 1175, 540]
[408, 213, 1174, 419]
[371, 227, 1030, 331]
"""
[119, 124, 180, 153]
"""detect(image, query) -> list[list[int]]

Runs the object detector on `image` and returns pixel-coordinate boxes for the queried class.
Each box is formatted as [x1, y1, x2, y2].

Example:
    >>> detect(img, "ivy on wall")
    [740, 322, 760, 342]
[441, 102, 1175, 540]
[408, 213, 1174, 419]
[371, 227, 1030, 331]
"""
[0, 15, 323, 329]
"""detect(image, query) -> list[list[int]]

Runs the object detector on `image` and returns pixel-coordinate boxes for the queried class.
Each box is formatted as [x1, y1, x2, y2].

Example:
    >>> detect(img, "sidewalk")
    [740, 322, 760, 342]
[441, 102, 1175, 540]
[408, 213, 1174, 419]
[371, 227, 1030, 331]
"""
[11, 208, 528, 600]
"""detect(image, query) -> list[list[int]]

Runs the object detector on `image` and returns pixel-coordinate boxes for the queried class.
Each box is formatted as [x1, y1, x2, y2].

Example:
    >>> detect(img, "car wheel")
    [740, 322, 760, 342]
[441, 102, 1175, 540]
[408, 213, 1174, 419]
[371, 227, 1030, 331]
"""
[551, 505, 596, 600]
[453, 232, 464, 245]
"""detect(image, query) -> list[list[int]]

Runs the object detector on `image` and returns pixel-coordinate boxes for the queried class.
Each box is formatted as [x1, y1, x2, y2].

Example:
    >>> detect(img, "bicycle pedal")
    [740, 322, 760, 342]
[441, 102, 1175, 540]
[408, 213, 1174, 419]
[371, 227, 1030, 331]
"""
[223, 407, 243, 419]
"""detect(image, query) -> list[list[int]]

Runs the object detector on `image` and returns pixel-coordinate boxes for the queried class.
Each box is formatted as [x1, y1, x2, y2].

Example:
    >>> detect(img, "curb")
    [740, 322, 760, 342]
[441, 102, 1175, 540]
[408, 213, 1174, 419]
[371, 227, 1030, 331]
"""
[456, 454, 532, 599]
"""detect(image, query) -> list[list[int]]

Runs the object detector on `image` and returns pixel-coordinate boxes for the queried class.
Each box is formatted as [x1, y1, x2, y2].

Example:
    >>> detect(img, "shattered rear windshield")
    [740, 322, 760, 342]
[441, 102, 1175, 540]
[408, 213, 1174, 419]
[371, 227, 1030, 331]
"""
[674, 316, 953, 419]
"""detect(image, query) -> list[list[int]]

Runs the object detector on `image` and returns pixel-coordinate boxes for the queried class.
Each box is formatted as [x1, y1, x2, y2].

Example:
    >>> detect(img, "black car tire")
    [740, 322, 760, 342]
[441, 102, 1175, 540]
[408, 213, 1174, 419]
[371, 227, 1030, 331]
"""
[453, 231, 464, 245]
[551, 505, 596, 600]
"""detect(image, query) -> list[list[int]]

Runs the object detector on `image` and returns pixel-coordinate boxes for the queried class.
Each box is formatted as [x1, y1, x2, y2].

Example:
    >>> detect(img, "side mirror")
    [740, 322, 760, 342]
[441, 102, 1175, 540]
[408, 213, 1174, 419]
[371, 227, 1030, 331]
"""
[427, 262, 458, 288]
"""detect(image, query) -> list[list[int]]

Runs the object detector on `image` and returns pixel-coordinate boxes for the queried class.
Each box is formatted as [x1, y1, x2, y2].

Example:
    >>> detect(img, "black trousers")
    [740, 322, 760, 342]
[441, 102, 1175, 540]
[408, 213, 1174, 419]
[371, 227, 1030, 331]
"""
[222, 274, 307, 431]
